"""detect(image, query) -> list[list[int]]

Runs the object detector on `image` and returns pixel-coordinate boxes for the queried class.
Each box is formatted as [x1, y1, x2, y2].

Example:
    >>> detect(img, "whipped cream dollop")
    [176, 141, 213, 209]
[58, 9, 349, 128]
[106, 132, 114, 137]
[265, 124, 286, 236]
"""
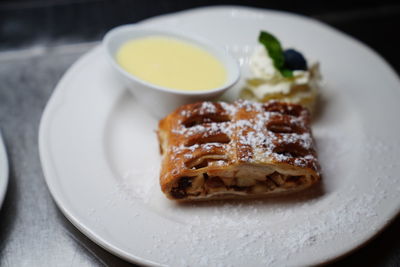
[242, 46, 322, 111]
[249, 46, 280, 80]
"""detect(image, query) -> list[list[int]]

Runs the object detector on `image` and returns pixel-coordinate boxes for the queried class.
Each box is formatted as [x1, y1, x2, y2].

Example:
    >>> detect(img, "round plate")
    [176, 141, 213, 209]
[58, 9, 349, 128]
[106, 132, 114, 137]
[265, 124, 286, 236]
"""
[0, 132, 9, 207]
[39, 6, 400, 266]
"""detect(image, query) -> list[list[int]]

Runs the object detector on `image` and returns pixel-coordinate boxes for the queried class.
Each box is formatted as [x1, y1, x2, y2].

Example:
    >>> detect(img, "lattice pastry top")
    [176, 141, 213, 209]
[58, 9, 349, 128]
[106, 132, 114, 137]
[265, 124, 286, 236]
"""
[158, 100, 320, 201]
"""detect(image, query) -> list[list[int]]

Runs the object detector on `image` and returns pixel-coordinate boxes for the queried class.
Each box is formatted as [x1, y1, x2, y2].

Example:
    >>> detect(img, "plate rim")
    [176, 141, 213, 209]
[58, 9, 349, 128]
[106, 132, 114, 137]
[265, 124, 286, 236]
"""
[39, 5, 400, 266]
[38, 47, 160, 266]
[0, 132, 9, 208]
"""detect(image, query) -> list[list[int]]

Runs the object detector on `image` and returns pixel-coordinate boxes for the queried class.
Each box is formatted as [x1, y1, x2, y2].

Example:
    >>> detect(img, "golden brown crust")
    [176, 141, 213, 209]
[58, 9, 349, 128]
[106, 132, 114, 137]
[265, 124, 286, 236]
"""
[158, 100, 321, 201]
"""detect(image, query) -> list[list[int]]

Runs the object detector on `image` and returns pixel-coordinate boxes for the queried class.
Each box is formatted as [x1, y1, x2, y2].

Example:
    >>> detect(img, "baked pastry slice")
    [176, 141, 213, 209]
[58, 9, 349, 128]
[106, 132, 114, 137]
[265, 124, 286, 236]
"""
[158, 100, 320, 201]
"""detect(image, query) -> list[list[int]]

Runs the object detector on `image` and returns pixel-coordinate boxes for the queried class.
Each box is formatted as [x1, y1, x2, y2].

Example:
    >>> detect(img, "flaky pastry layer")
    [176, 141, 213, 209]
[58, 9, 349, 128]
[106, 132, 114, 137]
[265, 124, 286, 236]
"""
[158, 100, 320, 201]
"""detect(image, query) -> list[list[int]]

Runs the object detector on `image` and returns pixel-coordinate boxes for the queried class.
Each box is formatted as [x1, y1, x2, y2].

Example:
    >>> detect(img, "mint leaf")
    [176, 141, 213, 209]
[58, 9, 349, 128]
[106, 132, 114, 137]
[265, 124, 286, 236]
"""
[258, 31, 290, 77]
[281, 69, 293, 78]
[258, 31, 284, 70]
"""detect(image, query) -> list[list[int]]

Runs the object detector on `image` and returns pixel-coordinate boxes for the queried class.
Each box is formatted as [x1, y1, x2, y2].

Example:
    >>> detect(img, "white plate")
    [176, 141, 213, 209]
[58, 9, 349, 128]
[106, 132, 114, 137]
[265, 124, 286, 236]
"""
[0, 132, 9, 207]
[39, 6, 400, 266]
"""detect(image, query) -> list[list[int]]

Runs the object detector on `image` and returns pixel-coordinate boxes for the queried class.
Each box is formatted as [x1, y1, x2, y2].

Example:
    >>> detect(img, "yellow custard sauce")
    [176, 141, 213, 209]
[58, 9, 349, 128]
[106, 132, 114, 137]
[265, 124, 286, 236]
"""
[116, 36, 227, 91]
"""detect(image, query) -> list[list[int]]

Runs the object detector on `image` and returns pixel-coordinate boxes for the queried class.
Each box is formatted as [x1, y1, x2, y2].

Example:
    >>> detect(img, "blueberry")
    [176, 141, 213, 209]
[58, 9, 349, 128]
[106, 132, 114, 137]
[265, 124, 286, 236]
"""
[283, 49, 308, 71]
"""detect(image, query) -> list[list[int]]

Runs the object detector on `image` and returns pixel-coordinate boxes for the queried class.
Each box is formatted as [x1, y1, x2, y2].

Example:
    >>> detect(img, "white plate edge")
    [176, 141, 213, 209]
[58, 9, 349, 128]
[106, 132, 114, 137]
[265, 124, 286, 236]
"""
[38, 47, 162, 266]
[0, 131, 9, 208]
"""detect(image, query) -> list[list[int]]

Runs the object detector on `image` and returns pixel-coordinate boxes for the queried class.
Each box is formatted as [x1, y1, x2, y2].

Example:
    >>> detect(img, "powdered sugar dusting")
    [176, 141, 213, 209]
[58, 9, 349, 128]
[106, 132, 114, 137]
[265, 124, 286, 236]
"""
[171, 100, 318, 170]
[199, 101, 217, 114]
[144, 184, 383, 266]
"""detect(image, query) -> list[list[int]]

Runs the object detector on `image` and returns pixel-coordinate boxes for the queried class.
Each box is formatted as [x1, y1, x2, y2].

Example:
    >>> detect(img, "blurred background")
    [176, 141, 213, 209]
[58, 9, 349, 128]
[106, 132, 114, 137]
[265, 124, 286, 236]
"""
[1, 0, 400, 266]
[1, 0, 400, 71]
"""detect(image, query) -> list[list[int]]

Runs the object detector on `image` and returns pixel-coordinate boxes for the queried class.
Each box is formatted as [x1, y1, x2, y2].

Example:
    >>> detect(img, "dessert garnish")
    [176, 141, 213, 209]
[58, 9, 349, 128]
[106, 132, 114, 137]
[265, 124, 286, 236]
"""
[241, 31, 322, 112]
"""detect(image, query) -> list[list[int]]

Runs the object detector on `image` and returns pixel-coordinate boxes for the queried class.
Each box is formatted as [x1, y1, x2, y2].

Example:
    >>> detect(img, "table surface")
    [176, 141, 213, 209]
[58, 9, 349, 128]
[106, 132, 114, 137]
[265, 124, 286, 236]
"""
[1, 2, 400, 267]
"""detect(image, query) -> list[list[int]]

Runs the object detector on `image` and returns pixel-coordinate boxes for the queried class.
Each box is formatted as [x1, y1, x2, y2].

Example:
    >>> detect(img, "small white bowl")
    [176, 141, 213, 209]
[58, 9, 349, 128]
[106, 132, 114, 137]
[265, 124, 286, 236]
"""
[103, 25, 240, 118]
